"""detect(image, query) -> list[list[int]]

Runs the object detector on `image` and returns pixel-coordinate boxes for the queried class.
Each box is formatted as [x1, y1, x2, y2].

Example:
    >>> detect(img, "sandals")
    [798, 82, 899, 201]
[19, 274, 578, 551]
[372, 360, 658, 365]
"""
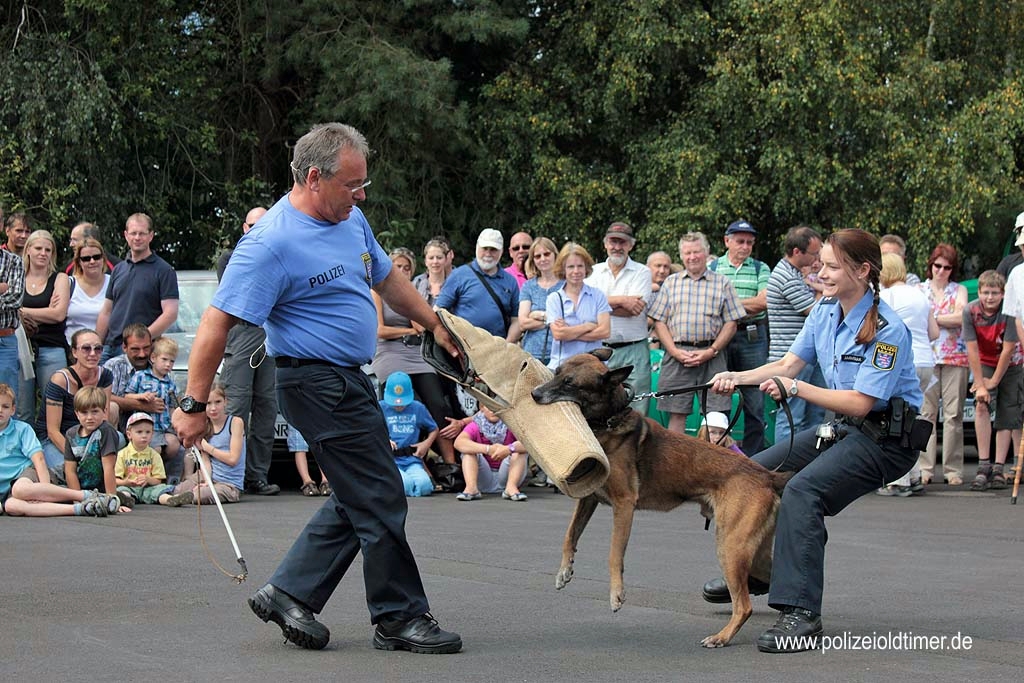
[456, 491, 482, 501]
[319, 481, 332, 497]
[990, 471, 1007, 490]
[301, 481, 319, 497]
[969, 474, 990, 491]
[501, 490, 528, 502]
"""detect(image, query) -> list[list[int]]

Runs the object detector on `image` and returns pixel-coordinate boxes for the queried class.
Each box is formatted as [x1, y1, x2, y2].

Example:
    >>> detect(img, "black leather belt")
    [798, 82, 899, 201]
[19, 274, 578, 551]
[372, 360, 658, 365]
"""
[674, 339, 714, 348]
[275, 356, 339, 369]
[603, 339, 646, 349]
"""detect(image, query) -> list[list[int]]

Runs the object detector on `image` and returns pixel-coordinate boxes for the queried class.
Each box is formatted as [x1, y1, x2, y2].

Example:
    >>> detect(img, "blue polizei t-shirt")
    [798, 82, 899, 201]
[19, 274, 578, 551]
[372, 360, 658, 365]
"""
[790, 290, 924, 413]
[379, 400, 438, 449]
[214, 197, 392, 367]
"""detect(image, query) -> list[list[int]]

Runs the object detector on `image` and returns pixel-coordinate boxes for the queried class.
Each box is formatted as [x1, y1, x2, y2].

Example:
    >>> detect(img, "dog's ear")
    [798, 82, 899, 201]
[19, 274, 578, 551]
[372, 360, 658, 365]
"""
[604, 365, 633, 387]
[590, 347, 613, 362]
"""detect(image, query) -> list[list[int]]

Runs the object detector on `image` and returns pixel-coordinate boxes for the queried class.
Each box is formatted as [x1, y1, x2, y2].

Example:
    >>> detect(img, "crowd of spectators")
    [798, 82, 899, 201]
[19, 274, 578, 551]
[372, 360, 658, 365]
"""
[4, 205, 1023, 514]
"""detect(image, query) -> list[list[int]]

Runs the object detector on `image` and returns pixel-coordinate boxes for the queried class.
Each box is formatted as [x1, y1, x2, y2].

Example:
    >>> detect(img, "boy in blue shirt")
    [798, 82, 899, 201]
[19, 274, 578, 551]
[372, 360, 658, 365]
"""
[379, 373, 438, 497]
[1, 383, 119, 517]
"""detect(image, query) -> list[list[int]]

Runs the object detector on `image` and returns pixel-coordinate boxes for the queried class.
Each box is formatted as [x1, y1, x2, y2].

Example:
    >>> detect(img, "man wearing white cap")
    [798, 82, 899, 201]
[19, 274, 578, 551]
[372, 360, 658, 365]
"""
[996, 211, 1024, 279]
[1001, 214, 1024, 341]
[435, 229, 521, 342]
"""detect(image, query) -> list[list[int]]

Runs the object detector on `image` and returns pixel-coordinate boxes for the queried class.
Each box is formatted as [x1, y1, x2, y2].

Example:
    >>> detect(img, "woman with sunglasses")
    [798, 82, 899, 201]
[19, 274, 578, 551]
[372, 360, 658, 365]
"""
[34, 329, 117, 469]
[65, 238, 111, 344]
[18, 230, 71, 422]
[919, 244, 969, 486]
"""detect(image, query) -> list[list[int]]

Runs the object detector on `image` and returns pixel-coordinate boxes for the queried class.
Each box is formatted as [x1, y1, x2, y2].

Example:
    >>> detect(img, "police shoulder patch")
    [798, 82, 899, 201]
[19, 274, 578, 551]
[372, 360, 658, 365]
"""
[820, 296, 839, 306]
[872, 342, 898, 370]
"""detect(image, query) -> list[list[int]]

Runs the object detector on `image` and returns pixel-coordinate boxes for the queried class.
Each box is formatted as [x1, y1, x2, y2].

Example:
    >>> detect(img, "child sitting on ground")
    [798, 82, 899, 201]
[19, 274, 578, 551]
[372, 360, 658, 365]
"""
[291, 421, 330, 497]
[124, 337, 181, 473]
[64, 386, 129, 511]
[115, 412, 178, 507]
[1, 383, 119, 517]
[965, 270, 1023, 491]
[697, 411, 745, 456]
[453, 404, 530, 501]
[379, 372, 438, 497]
[163, 382, 246, 506]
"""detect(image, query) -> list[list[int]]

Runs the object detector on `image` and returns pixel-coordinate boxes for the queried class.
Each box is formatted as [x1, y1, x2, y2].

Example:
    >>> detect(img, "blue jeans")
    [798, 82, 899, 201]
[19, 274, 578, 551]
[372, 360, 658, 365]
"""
[0, 335, 18, 393]
[18, 345, 69, 422]
[726, 323, 769, 454]
[774, 363, 827, 443]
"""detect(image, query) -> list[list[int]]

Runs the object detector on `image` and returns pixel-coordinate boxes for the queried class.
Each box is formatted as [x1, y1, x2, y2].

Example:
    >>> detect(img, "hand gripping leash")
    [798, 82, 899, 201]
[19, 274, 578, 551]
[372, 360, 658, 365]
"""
[189, 446, 248, 583]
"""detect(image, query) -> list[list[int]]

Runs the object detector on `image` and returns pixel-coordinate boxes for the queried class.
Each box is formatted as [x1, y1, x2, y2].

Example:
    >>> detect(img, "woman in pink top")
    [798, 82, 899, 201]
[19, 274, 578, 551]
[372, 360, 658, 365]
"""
[919, 244, 969, 486]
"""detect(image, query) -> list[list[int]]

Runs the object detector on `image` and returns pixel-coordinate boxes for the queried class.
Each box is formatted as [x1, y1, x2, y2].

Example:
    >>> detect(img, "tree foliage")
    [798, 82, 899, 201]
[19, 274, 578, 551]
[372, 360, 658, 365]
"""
[1, 0, 1022, 275]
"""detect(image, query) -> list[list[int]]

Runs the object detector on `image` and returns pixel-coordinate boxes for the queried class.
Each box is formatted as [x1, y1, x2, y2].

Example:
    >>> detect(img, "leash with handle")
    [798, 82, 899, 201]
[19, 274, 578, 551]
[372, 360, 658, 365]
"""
[189, 446, 249, 583]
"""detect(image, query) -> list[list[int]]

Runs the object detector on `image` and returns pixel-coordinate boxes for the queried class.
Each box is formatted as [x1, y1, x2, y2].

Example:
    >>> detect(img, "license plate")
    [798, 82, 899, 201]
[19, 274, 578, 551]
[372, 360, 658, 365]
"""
[962, 403, 975, 422]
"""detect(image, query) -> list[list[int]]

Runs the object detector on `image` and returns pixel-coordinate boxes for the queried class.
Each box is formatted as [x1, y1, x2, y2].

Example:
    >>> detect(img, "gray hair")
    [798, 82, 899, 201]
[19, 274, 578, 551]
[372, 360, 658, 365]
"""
[679, 232, 710, 253]
[290, 123, 369, 186]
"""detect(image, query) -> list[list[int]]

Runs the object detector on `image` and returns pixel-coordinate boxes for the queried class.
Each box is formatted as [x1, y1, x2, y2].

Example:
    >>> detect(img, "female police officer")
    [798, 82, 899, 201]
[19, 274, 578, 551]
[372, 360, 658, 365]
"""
[702, 229, 926, 653]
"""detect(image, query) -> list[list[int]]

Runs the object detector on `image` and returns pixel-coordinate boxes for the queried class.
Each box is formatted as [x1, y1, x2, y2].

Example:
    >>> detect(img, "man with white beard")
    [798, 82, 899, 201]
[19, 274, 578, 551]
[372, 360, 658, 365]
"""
[435, 229, 521, 343]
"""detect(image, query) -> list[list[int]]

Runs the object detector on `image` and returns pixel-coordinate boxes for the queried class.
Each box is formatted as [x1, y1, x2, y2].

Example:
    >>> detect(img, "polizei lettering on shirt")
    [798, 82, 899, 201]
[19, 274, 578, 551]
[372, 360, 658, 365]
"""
[308, 264, 346, 289]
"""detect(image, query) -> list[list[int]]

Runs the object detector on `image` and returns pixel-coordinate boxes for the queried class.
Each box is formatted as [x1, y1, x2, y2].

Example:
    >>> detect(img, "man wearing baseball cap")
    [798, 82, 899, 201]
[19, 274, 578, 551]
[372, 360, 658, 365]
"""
[709, 219, 771, 454]
[585, 221, 653, 415]
[435, 229, 521, 342]
[996, 211, 1024, 279]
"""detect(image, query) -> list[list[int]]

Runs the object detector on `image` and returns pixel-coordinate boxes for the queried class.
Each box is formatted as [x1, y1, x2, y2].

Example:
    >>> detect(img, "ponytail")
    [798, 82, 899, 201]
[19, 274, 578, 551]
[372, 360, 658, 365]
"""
[857, 271, 881, 344]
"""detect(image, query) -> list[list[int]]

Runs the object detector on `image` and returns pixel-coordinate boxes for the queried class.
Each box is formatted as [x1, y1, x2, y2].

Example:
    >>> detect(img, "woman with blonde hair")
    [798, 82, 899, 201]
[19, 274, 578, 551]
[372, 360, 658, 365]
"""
[18, 230, 70, 421]
[517, 237, 563, 365]
[65, 238, 111, 343]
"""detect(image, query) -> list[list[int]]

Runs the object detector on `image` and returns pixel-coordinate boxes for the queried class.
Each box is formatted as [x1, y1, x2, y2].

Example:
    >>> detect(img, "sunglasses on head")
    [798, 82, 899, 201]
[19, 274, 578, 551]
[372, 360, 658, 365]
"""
[78, 254, 104, 263]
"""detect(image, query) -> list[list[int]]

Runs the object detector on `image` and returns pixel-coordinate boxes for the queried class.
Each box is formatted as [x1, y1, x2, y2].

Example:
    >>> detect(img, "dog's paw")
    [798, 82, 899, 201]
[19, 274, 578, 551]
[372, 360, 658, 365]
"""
[610, 590, 625, 612]
[700, 634, 729, 648]
[555, 566, 574, 589]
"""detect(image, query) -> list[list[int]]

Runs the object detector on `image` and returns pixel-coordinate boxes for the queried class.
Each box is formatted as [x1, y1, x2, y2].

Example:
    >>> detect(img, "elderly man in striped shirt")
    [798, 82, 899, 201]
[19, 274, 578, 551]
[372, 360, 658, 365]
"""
[648, 232, 745, 435]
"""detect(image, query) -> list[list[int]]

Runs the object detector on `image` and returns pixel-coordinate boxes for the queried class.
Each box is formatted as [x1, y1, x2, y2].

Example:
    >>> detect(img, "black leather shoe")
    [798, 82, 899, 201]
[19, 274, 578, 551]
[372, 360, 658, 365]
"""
[756, 607, 823, 653]
[373, 613, 462, 654]
[701, 576, 770, 604]
[248, 584, 329, 650]
[246, 480, 281, 496]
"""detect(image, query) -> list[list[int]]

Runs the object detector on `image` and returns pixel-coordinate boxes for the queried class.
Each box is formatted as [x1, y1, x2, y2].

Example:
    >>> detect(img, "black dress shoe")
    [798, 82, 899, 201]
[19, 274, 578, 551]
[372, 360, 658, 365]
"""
[701, 576, 770, 604]
[246, 480, 281, 496]
[373, 613, 462, 654]
[756, 607, 823, 653]
[248, 584, 330, 650]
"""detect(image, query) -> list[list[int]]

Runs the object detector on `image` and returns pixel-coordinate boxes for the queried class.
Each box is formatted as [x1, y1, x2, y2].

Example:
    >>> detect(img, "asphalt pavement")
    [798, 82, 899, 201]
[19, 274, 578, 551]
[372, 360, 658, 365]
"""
[3, 472, 1022, 683]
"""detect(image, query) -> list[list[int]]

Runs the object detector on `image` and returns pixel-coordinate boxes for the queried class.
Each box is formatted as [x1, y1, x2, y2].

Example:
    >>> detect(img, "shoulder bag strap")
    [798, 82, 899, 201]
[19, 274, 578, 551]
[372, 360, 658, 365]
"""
[469, 265, 512, 335]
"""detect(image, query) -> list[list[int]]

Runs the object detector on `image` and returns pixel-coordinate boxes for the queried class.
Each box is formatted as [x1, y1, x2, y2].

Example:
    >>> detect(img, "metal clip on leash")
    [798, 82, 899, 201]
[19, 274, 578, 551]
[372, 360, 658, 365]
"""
[189, 446, 249, 583]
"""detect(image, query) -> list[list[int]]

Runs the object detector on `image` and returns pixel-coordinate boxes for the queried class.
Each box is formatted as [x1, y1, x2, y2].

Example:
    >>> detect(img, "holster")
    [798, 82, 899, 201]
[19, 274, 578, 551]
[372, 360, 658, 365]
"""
[421, 310, 610, 498]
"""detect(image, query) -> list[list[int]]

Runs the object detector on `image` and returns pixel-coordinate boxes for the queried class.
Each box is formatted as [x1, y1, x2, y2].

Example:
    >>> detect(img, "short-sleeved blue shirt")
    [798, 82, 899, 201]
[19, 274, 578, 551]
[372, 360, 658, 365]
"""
[544, 285, 612, 369]
[435, 262, 519, 337]
[790, 291, 923, 412]
[214, 197, 391, 367]
[0, 419, 43, 498]
[379, 400, 437, 450]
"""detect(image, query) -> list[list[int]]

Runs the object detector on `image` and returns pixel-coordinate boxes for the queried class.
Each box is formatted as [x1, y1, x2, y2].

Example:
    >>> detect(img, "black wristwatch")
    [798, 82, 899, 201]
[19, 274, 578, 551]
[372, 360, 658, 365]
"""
[179, 395, 207, 414]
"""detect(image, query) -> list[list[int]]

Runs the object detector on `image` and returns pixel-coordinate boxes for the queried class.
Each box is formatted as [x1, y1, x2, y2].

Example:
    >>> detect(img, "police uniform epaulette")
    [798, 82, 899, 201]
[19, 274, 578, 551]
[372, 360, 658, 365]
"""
[820, 296, 839, 305]
[877, 315, 889, 330]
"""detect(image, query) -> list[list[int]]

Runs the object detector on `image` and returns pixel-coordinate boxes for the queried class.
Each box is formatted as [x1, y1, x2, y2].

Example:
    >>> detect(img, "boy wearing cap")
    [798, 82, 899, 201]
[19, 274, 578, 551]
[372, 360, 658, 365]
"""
[116, 412, 174, 506]
[379, 372, 438, 497]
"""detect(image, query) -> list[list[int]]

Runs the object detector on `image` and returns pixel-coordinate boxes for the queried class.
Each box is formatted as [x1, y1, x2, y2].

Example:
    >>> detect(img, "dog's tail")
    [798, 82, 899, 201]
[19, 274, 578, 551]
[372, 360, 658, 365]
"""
[769, 471, 794, 496]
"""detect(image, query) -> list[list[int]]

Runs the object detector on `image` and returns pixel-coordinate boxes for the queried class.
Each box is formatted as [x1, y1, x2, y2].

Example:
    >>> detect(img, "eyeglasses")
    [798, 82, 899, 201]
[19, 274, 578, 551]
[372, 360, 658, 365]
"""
[344, 179, 371, 194]
[510, 244, 531, 251]
[78, 254, 104, 263]
[932, 263, 953, 272]
[76, 344, 103, 354]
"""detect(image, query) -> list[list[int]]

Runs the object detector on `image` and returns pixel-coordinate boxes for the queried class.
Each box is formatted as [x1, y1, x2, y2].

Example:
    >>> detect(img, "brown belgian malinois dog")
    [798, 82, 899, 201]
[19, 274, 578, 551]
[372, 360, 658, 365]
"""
[531, 348, 790, 647]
